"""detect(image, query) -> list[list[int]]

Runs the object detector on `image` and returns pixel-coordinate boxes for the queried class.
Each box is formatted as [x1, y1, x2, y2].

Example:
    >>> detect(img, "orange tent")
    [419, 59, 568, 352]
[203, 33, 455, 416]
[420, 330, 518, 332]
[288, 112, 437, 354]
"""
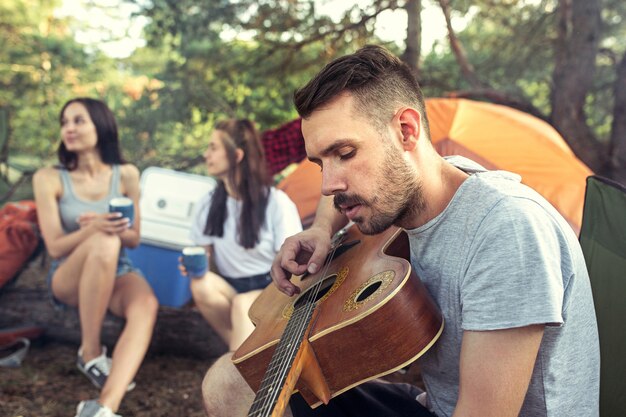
[278, 98, 592, 233]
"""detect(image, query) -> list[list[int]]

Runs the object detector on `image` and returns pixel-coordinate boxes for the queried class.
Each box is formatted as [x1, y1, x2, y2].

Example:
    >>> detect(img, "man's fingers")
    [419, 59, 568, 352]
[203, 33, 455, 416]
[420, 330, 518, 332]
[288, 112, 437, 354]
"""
[271, 247, 305, 296]
[279, 279, 301, 297]
[271, 263, 302, 297]
[280, 258, 308, 276]
[305, 240, 333, 274]
[271, 230, 333, 297]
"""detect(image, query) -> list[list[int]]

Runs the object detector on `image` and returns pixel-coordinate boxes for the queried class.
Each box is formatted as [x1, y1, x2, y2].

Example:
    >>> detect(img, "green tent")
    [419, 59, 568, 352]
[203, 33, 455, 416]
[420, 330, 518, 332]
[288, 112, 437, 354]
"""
[579, 175, 626, 417]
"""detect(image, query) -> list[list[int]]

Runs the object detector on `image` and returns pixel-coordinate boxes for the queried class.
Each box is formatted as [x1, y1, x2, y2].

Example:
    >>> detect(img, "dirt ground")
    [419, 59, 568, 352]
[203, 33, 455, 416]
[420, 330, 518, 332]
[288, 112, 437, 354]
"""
[1, 339, 423, 417]
[1, 252, 213, 417]
[1, 255, 423, 417]
[1, 339, 211, 417]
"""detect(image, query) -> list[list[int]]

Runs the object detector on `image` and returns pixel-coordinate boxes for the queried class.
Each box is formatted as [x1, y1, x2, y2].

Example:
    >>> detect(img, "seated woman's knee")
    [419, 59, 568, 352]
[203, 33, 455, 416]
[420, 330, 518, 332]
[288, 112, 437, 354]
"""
[83, 231, 122, 262]
[126, 289, 159, 320]
[140, 290, 159, 316]
[190, 277, 221, 306]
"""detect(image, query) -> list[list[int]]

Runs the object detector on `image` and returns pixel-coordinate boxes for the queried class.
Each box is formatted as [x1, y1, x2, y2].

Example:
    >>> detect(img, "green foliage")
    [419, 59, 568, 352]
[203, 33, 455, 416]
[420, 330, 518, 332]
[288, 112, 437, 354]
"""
[116, 0, 396, 169]
[0, 0, 129, 165]
[421, 1, 556, 108]
[2, 0, 625, 175]
[418, 0, 623, 143]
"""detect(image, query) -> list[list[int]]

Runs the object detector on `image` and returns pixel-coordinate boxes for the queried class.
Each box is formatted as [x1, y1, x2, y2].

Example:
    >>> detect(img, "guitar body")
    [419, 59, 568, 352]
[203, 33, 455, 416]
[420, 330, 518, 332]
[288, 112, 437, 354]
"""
[232, 225, 444, 409]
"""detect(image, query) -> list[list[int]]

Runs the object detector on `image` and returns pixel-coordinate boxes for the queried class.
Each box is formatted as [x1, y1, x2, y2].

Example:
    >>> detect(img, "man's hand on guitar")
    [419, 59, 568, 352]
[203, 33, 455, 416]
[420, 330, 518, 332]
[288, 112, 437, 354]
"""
[271, 226, 333, 297]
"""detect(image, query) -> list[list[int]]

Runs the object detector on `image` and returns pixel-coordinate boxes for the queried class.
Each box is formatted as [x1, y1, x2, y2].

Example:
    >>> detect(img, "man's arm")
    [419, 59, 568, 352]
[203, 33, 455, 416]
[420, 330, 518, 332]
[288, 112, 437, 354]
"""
[453, 325, 544, 417]
[271, 195, 347, 296]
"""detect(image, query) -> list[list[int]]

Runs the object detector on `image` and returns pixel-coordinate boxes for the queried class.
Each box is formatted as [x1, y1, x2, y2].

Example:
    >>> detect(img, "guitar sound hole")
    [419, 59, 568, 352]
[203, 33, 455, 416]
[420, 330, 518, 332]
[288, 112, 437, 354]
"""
[294, 275, 337, 309]
[356, 281, 382, 302]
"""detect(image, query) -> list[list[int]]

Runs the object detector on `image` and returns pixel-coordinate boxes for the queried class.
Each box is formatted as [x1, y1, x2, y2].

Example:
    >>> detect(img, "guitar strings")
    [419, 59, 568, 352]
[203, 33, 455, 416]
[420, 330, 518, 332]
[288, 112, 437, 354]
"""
[249, 242, 341, 417]
[250, 266, 326, 416]
[249, 289, 317, 416]
[251, 297, 311, 414]
[251, 298, 314, 416]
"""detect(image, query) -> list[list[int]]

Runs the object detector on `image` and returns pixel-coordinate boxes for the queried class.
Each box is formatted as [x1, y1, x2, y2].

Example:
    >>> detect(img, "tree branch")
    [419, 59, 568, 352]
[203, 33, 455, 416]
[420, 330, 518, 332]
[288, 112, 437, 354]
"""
[252, 0, 399, 69]
[436, 0, 485, 88]
[401, 0, 422, 77]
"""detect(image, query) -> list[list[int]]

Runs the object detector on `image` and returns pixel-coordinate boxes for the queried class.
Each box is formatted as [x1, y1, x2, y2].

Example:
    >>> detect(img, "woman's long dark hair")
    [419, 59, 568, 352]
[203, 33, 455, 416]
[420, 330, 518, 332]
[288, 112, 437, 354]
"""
[57, 97, 125, 170]
[203, 119, 271, 249]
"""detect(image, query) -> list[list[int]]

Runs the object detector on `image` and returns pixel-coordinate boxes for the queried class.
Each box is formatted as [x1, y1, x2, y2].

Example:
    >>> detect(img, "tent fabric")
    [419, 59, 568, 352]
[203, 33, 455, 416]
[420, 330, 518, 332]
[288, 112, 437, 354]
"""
[275, 159, 321, 229]
[578, 175, 626, 417]
[426, 98, 591, 233]
[273, 98, 592, 233]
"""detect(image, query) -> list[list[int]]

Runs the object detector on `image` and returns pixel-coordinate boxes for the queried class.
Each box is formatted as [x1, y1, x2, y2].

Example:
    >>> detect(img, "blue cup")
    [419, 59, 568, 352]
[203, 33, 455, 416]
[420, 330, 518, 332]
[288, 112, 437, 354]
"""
[182, 246, 208, 278]
[109, 197, 135, 226]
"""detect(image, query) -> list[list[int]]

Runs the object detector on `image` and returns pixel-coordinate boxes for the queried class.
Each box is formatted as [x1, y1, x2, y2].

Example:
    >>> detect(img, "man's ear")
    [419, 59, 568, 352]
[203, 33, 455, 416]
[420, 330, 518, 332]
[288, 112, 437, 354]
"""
[235, 148, 245, 164]
[397, 108, 421, 151]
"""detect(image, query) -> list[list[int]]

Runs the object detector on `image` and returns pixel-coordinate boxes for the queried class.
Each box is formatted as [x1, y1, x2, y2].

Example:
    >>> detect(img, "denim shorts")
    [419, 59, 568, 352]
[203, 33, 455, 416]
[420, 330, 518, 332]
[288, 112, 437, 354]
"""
[222, 272, 272, 293]
[46, 249, 144, 310]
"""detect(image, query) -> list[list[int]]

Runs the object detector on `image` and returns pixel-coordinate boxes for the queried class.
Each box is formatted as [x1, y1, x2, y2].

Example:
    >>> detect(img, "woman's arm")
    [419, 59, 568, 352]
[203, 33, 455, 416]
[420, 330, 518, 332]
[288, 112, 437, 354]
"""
[117, 163, 141, 248]
[205, 245, 217, 273]
[33, 168, 95, 258]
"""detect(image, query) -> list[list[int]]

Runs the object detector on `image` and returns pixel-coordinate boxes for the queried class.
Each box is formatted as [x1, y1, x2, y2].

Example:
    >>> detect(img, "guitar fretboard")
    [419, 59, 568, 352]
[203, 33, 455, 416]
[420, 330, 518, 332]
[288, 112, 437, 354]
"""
[247, 233, 350, 417]
[247, 291, 317, 417]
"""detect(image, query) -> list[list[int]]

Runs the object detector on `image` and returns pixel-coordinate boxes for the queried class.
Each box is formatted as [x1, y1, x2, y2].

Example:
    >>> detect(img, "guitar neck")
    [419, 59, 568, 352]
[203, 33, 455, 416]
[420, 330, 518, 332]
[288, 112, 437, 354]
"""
[248, 300, 316, 417]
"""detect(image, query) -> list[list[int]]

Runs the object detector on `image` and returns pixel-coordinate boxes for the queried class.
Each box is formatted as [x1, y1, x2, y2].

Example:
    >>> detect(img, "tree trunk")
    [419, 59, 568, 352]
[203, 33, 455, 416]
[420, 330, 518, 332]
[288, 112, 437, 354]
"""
[402, 0, 422, 78]
[551, 0, 607, 173]
[437, 0, 483, 88]
[0, 257, 228, 360]
[609, 51, 626, 185]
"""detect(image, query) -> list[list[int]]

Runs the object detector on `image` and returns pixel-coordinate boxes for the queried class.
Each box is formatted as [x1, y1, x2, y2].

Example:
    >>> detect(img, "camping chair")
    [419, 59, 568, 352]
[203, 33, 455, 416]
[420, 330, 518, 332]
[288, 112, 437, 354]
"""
[578, 175, 626, 417]
[0, 107, 36, 203]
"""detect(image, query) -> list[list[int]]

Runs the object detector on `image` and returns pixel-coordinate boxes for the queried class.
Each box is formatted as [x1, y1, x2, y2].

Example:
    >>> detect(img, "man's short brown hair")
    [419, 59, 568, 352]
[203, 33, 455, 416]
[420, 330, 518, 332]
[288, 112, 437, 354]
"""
[293, 45, 430, 139]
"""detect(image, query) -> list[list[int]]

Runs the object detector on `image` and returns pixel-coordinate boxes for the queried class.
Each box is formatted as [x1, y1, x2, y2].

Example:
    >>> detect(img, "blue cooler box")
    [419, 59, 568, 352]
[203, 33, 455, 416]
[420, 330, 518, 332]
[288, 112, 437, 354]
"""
[127, 167, 215, 307]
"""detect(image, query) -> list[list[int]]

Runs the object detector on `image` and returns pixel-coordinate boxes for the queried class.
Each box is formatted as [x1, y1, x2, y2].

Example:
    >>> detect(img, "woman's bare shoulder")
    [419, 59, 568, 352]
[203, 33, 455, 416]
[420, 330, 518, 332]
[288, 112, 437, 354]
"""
[119, 163, 140, 180]
[33, 166, 61, 184]
[118, 163, 140, 197]
[33, 166, 63, 198]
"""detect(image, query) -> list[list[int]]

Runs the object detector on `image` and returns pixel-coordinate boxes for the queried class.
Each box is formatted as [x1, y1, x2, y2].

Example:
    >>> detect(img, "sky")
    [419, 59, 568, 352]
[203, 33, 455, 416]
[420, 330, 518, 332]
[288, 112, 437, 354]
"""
[316, 0, 450, 50]
[55, 0, 452, 59]
[55, 0, 148, 58]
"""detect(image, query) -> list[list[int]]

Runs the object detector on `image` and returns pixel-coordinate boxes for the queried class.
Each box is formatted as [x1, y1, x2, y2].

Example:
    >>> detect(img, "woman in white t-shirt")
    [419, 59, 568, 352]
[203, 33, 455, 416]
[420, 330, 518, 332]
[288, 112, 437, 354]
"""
[186, 119, 302, 350]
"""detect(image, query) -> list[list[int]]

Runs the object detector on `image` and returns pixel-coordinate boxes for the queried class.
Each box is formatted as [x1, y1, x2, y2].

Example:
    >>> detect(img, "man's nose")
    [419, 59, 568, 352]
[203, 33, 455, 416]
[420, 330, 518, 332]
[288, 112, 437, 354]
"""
[320, 166, 347, 196]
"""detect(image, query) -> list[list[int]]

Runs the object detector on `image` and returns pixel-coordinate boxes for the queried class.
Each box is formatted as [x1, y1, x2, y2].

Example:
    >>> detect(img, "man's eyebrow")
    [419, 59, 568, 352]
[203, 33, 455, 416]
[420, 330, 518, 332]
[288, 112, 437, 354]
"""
[318, 139, 355, 157]
[307, 139, 356, 165]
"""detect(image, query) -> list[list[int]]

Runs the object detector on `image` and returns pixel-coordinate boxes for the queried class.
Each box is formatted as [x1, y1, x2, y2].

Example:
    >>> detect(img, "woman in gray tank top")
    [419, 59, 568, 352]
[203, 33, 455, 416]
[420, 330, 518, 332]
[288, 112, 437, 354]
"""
[32, 98, 158, 417]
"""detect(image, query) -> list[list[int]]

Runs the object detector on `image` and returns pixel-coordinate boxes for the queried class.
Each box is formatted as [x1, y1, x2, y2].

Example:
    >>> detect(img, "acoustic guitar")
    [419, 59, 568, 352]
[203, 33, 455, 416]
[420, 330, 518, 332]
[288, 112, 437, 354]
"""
[232, 224, 444, 417]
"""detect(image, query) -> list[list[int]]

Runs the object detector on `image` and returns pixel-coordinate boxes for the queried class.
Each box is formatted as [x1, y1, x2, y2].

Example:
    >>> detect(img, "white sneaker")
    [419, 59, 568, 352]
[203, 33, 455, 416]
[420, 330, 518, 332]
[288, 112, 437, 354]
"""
[77, 346, 136, 391]
[75, 400, 121, 417]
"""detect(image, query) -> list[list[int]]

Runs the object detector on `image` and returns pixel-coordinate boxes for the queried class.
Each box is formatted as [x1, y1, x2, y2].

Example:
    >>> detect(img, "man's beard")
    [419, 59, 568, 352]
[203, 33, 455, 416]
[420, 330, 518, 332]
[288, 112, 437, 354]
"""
[334, 147, 425, 235]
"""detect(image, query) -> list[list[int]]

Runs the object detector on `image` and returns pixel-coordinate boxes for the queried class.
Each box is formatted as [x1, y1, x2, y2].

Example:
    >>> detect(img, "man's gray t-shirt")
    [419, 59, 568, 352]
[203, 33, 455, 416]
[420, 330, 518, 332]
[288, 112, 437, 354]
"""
[408, 157, 600, 417]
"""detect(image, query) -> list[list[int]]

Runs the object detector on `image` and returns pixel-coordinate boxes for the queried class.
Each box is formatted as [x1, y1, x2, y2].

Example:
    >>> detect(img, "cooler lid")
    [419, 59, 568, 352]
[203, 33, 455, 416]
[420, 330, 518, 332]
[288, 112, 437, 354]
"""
[140, 219, 193, 250]
[138, 167, 215, 247]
